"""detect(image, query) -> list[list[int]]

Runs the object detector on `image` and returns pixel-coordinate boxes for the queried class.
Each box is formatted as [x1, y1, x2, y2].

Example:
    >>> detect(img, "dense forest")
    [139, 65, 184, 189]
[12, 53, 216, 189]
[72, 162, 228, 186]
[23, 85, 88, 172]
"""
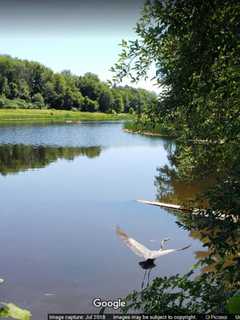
[0, 54, 157, 114]
[113, 0, 240, 314]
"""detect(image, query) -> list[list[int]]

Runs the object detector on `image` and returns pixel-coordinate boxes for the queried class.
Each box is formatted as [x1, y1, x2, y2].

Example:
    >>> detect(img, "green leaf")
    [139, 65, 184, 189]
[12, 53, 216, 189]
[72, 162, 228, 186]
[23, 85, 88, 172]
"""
[0, 303, 31, 320]
[226, 295, 240, 314]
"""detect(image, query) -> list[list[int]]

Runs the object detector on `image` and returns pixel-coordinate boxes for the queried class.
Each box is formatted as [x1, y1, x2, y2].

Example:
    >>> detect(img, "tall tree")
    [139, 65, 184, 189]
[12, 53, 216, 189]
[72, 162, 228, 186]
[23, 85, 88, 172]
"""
[112, 0, 240, 141]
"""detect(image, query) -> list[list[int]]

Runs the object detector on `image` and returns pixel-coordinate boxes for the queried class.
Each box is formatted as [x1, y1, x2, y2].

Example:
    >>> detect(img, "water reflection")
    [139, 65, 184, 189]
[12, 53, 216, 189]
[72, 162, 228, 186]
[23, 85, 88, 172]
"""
[155, 139, 212, 207]
[0, 144, 102, 175]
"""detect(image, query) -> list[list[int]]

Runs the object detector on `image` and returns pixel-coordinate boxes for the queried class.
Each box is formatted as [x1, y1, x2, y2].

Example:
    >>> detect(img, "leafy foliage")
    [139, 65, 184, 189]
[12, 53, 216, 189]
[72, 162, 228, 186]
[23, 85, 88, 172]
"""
[0, 55, 157, 114]
[227, 295, 240, 314]
[112, 0, 240, 140]
[122, 272, 228, 314]
[0, 303, 31, 320]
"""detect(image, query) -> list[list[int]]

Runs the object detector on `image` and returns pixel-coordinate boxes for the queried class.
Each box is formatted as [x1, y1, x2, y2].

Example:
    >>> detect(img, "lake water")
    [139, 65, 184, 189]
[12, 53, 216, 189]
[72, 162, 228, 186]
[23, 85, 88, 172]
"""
[0, 122, 202, 318]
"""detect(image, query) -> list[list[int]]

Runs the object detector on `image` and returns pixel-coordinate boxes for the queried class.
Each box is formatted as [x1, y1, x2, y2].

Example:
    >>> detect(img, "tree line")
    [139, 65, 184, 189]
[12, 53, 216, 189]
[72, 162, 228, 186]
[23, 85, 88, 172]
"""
[0, 54, 157, 113]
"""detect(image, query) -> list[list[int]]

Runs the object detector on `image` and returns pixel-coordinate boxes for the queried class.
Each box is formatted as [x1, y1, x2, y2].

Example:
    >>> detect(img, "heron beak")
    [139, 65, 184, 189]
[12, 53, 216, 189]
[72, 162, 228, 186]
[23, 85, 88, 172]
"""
[164, 238, 171, 242]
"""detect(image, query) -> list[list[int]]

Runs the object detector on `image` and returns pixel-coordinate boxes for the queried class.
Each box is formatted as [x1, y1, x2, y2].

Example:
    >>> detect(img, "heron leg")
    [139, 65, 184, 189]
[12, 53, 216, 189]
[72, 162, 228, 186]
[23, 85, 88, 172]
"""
[99, 307, 105, 315]
[147, 269, 151, 287]
[141, 270, 147, 289]
[160, 239, 164, 250]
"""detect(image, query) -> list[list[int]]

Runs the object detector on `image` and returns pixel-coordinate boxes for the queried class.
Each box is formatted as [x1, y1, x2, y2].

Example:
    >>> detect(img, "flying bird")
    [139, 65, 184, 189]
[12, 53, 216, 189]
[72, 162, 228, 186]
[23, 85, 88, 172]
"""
[116, 226, 190, 261]
[116, 226, 190, 288]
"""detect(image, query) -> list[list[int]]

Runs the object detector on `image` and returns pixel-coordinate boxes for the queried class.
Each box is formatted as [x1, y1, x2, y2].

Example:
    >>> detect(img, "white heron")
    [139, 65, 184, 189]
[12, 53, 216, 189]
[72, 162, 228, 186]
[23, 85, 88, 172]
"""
[116, 226, 191, 288]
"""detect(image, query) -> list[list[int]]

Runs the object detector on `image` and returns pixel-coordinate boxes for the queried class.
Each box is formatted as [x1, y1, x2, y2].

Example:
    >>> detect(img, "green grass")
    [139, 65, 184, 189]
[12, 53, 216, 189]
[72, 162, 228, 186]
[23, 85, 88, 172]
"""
[124, 120, 178, 137]
[0, 108, 133, 123]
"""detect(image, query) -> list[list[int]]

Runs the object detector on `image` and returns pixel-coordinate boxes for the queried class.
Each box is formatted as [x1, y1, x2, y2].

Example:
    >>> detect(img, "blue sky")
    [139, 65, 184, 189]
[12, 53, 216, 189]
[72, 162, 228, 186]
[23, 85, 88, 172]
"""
[0, 0, 159, 92]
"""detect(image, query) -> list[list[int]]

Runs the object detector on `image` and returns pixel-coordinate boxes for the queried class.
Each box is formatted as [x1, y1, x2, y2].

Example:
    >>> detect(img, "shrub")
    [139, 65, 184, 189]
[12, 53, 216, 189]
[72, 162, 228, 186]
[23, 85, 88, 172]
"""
[32, 93, 45, 107]
[0, 97, 6, 108]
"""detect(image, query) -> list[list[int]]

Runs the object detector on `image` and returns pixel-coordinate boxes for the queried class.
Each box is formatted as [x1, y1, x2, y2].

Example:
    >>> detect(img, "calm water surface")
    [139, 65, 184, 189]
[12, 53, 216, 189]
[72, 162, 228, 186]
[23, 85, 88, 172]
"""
[0, 122, 202, 318]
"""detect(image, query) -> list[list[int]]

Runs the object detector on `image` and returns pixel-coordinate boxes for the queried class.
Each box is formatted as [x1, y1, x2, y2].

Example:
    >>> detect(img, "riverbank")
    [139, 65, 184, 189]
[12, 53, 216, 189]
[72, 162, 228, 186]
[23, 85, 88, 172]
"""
[123, 128, 170, 137]
[124, 121, 178, 138]
[0, 109, 133, 123]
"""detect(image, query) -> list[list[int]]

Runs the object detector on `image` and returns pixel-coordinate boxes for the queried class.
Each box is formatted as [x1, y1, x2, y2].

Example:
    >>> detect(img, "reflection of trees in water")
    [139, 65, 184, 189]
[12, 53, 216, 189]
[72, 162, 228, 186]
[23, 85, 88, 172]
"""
[0, 144, 102, 175]
[155, 142, 240, 210]
[155, 165, 211, 208]
[154, 139, 209, 207]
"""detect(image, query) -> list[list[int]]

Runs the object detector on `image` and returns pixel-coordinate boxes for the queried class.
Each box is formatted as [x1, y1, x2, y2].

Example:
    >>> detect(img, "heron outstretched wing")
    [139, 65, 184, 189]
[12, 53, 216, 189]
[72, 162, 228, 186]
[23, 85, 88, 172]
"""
[151, 245, 191, 259]
[116, 226, 152, 260]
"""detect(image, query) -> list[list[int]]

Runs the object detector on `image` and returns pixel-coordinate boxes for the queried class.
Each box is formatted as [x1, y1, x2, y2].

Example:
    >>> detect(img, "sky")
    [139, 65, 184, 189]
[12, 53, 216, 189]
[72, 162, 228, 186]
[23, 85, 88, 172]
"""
[0, 0, 159, 92]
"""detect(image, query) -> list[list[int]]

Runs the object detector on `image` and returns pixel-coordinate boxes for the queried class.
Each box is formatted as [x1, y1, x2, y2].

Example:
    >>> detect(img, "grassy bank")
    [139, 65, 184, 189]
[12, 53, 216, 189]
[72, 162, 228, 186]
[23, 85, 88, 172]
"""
[124, 120, 179, 138]
[0, 108, 133, 123]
